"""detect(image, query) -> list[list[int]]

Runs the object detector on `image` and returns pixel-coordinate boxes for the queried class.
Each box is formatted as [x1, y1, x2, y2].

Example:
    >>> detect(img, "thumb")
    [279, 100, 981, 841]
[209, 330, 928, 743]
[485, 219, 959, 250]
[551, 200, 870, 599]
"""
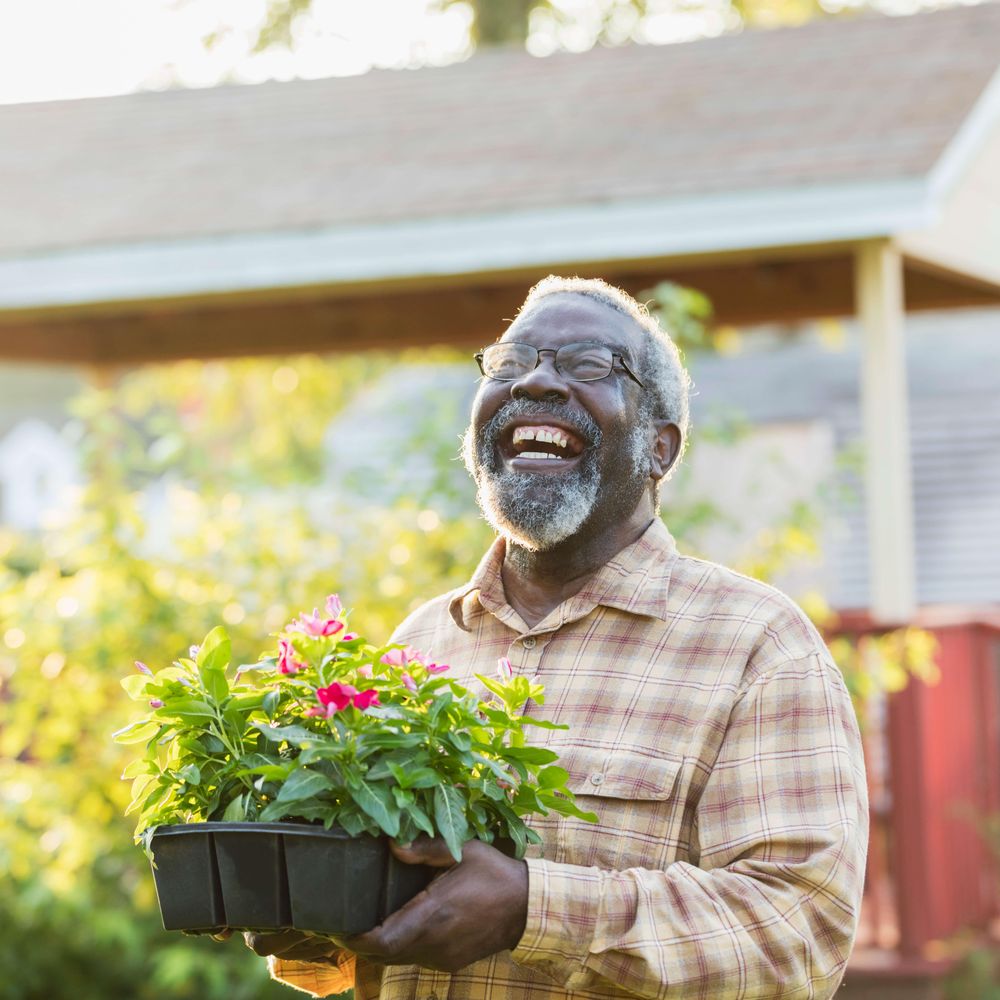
[390, 835, 460, 867]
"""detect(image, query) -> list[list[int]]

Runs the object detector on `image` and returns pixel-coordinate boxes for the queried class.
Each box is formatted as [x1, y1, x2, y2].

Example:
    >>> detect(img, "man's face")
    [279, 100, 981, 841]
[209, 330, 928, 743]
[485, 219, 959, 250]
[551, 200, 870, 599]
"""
[463, 293, 653, 552]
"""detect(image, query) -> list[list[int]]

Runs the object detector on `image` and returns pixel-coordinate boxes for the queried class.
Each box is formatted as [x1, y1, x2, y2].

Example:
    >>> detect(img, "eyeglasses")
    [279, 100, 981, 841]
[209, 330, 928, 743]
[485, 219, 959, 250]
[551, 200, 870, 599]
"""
[474, 342, 645, 387]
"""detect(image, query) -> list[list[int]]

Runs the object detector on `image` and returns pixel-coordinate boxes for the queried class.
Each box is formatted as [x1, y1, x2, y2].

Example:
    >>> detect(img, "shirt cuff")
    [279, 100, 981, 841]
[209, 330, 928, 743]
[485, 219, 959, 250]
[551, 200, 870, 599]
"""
[510, 857, 603, 988]
[268, 954, 355, 997]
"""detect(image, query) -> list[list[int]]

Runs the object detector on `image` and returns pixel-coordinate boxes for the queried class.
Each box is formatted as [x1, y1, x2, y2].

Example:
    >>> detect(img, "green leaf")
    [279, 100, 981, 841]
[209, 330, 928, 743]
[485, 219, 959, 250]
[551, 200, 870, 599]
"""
[539, 791, 599, 823]
[124, 773, 157, 815]
[121, 758, 154, 779]
[154, 698, 215, 719]
[495, 802, 528, 858]
[275, 768, 334, 803]
[520, 717, 568, 730]
[259, 800, 291, 822]
[112, 720, 162, 744]
[197, 626, 232, 673]
[427, 691, 452, 725]
[352, 780, 400, 837]
[433, 784, 469, 862]
[335, 805, 372, 837]
[537, 765, 569, 790]
[404, 799, 435, 838]
[235, 763, 293, 781]
[121, 674, 152, 699]
[263, 689, 281, 719]
[222, 794, 246, 821]
[474, 674, 508, 701]
[178, 763, 201, 785]
[251, 722, 321, 747]
[446, 731, 472, 752]
[502, 746, 559, 765]
[387, 761, 441, 790]
[200, 733, 227, 753]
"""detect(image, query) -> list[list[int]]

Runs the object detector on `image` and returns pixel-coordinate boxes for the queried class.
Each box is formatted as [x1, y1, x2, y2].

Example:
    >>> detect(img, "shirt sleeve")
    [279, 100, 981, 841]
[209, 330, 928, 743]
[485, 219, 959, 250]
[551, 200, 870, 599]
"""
[268, 953, 355, 998]
[510, 655, 869, 999]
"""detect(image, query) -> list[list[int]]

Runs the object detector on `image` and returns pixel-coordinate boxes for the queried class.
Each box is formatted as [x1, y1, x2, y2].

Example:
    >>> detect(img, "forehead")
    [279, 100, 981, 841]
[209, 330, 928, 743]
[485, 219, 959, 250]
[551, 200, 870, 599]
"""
[501, 293, 643, 355]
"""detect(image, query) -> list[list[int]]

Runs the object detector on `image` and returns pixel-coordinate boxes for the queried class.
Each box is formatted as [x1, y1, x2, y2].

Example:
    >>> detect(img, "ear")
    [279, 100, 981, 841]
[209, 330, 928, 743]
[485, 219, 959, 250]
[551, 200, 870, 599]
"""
[649, 421, 682, 481]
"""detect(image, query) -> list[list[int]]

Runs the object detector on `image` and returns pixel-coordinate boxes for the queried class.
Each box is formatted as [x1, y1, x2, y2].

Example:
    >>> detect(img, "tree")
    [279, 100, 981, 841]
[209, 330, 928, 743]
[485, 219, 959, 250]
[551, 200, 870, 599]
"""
[250, 0, 831, 57]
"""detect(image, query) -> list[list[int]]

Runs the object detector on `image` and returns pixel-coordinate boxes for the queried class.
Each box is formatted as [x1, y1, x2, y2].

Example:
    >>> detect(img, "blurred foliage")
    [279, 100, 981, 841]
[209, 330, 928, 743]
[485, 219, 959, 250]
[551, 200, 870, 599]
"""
[0, 349, 489, 1000]
[252, 0, 834, 53]
[0, 322, 938, 996]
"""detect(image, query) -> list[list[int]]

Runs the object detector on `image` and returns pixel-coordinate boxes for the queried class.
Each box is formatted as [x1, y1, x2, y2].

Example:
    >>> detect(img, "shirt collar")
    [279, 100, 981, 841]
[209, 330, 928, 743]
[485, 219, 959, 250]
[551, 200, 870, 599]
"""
[448, 518, 679, 631]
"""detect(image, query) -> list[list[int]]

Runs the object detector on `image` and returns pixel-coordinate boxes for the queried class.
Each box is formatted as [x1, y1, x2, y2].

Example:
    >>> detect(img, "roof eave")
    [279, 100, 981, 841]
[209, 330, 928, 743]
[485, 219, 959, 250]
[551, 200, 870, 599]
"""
[0, 177, 935, 314]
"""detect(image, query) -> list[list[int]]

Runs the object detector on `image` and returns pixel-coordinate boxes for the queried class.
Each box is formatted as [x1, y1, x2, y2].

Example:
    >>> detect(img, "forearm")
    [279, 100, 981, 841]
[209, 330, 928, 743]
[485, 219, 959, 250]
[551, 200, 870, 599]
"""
[512, 841, 864, 1000]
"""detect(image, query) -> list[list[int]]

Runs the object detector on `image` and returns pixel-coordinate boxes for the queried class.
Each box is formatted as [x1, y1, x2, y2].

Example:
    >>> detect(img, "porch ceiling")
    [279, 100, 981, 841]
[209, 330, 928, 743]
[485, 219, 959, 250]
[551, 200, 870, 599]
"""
[1, 249, 997, 366]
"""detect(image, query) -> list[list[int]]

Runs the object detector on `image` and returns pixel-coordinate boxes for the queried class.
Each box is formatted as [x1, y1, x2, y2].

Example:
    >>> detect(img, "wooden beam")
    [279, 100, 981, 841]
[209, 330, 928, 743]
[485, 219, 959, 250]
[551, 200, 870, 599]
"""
[0, 251, 996, 366]
[854, 240, 917, 624]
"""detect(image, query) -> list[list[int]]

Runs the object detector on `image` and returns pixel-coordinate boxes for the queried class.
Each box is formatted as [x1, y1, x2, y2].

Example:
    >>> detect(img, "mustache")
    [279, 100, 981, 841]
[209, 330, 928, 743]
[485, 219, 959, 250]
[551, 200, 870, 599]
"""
[479, 398, 602, 450]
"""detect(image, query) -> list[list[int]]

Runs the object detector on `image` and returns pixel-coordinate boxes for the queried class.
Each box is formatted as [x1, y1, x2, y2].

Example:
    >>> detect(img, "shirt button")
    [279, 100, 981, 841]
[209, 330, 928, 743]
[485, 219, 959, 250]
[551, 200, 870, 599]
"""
[522, 636, 536, 648]
[590, 773, 605, 787]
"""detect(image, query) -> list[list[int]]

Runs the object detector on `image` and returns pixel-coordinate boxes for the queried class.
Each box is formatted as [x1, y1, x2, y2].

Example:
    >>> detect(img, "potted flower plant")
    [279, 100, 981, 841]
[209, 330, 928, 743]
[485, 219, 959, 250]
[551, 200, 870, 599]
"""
[114, 595, 595, 937]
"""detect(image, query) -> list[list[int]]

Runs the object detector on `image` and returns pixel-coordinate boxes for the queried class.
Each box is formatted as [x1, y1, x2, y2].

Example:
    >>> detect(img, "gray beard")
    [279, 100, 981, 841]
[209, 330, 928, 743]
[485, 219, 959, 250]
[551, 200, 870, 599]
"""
[463, 399, 651, 552]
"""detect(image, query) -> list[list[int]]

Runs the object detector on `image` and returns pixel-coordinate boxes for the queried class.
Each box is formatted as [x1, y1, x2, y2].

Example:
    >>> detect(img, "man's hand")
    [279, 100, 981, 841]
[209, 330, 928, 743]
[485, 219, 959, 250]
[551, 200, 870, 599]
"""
[341, 836, 528, 973]
[242, 929, 343, 966]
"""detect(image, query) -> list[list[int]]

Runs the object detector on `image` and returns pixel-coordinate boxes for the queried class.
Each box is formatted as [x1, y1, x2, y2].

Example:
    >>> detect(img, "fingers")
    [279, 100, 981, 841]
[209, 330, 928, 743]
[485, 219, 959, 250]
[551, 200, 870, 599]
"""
[243, 930, 333, 960]
[390, 835, 461, 868]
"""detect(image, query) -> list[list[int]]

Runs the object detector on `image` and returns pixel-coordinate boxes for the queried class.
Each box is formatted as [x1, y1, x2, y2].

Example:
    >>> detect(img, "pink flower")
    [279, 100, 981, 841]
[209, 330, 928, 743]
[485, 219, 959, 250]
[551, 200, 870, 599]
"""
[352, 688, 381, 710]
[189, 645, 200, 658]
[294, 609, 345, 638]
[316, 681, 358, 714]
[381, 648, 410, 667]
[341, 632, 358, 642]
[325, 594, 344, 617]
[149, 698, 164, 709]
[277, 637, 305, 675]
[401, 673, 417, 693]
[497, 657, 513, 681]
[426, 662, 450, 675]
[357, 664, 373, 679]
[135, 661, 152, 675]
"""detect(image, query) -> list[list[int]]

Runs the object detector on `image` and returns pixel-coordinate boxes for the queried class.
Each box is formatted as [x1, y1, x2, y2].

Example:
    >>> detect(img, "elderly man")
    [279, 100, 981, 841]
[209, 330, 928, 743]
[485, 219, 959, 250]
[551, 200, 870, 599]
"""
[251, 276, 868, 999]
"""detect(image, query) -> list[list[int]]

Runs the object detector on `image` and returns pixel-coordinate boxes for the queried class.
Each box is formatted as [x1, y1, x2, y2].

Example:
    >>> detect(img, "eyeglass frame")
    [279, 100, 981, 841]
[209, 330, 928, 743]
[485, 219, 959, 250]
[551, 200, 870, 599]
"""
[474, 341, 646, 388]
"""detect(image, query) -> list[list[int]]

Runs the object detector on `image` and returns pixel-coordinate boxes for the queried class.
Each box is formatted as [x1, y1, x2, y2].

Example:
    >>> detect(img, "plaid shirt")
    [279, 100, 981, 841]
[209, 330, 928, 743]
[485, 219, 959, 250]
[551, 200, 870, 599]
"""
[272, 519, 868, 999]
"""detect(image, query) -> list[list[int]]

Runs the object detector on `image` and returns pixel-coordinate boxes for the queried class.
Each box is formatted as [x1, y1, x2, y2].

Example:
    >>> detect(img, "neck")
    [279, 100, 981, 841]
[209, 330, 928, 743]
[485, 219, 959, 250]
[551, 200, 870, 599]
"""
[501, 499, 656, 628]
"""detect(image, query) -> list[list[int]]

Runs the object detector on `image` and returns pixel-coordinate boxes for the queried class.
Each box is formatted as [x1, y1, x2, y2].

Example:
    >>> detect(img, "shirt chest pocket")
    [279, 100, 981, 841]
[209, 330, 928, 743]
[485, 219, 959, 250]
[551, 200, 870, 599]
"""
[553, 744, 688, 872]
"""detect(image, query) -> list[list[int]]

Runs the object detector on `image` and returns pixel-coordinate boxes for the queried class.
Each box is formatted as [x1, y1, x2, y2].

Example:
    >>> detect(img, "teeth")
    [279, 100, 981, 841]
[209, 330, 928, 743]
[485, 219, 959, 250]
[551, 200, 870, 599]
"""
[518, 451, 563, 460]
[512, 426, 571, 450]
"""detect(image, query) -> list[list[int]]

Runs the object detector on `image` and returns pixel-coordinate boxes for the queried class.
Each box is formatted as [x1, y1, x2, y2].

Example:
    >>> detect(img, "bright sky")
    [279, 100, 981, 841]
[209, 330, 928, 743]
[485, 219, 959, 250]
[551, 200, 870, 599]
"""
[0, 0, 472, 105]
[0, 0, 738, 106]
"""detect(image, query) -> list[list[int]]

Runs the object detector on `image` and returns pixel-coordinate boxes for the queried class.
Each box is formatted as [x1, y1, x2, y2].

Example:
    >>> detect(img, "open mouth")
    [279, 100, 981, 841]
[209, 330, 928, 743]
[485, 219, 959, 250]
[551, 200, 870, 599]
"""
[500, 421, 586, 469]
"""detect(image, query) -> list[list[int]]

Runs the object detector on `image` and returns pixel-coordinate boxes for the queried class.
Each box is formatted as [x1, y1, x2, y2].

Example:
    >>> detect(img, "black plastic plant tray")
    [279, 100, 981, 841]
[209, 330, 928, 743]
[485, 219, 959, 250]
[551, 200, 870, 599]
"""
[148, 822, 435, 935]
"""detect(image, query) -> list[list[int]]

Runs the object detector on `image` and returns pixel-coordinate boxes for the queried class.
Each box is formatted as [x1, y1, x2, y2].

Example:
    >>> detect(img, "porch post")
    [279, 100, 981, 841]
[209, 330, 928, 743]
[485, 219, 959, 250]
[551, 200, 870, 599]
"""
[854, 240, 916, 624]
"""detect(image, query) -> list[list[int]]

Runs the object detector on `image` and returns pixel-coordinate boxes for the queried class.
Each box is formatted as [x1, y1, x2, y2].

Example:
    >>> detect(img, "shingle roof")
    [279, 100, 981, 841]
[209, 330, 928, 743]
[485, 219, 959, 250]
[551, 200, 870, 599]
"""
[1, 3, 998, 258]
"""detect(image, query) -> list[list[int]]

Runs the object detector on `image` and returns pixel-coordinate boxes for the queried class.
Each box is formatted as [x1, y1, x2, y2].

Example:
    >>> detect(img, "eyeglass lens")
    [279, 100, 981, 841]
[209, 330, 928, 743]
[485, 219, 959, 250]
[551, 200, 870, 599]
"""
[480, 342, 615, 381]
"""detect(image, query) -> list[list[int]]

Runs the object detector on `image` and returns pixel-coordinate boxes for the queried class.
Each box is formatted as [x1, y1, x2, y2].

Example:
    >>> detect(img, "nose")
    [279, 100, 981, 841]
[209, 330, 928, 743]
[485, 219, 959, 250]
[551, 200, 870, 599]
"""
[509, 350, 570, 403]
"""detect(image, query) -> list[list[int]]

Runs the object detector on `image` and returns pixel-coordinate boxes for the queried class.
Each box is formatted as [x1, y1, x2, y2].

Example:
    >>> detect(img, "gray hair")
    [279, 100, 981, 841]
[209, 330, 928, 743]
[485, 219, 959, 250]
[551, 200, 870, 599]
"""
[515, 276, 691, 454]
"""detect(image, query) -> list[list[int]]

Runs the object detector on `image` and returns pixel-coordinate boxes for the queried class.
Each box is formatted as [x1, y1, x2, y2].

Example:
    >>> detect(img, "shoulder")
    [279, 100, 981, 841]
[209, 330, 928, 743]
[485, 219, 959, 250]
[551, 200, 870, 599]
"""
[389, 587, 466, 646]
[669, 552, 836, 686]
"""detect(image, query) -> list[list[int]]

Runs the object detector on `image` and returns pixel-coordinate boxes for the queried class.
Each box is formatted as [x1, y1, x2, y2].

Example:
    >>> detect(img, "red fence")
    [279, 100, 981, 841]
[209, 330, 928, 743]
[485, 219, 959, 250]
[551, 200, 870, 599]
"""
[847, 616, 1000, 965]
